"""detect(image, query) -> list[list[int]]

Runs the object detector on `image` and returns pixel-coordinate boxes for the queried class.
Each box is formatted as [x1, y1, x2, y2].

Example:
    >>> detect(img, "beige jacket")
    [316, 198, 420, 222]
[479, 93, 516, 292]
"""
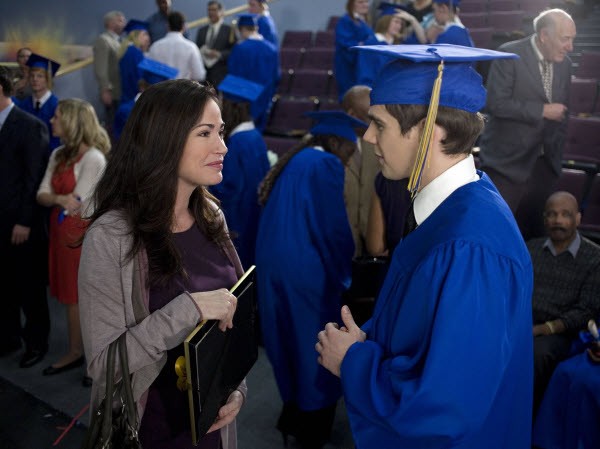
[79, 209, 245, 448]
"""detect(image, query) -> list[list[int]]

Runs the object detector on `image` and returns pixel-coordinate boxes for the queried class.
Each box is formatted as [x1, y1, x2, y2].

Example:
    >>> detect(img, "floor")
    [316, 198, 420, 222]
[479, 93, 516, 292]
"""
[0, 295, 356, 449]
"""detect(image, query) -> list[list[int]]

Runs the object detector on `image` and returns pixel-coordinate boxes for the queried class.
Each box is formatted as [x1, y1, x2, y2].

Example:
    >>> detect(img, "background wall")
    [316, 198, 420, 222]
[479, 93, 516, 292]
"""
[1, 0, 344, 119]
[0, 0, 342, 48]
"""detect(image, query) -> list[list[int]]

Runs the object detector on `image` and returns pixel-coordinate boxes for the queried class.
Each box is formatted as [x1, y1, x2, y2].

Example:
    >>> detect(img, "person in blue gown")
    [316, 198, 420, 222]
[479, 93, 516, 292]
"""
[119, 19, 151, 104]
[248, 0, 279, 47]
[335, 0, 375, 101]
[14, 53, 61, 154]
[255, 111, 366, 449]
[356, 3, 426, 87]
[316, 44, 533, 449]
[227, 14, 279, 131]
[533, 327, 600, 449]
[404, 0, 474, 46]
[209, 75, 270, 269]
[113, 57, 178, 141]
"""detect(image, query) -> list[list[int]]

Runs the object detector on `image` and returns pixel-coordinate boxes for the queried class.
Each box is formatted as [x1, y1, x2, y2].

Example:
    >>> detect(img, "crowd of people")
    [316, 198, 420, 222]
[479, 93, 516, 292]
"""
[1, 1, 599, 448]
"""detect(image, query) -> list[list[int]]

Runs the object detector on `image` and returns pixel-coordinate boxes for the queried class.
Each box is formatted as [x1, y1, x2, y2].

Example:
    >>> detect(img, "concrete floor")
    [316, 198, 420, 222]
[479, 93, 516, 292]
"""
[0, 295, 356, 449]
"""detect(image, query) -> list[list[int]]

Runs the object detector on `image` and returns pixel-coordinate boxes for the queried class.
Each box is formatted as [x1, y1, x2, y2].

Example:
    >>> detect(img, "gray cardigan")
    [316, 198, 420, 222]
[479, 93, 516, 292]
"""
[79, 208, 246, 449]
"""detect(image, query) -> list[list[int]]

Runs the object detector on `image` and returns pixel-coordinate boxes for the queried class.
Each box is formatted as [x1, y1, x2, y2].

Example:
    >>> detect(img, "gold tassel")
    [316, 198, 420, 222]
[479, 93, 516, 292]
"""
[407, 60, 444, 198]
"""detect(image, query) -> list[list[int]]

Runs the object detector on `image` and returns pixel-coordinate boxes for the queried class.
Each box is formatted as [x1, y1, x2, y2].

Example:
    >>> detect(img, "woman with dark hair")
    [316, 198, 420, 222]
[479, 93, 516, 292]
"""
[78, 80, 246, 449]
[255, 111, 364, 449]
[210, 74, 270, 269]
[334, 0, 375, 101]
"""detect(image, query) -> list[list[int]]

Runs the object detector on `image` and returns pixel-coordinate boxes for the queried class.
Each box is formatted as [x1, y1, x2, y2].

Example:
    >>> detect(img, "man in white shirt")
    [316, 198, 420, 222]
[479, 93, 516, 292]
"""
[149, 11, 206, 81]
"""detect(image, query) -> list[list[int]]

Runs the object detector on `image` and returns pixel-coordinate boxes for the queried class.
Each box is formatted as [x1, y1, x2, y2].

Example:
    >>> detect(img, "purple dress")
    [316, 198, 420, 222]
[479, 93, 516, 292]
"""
[139, 224, 237, 449]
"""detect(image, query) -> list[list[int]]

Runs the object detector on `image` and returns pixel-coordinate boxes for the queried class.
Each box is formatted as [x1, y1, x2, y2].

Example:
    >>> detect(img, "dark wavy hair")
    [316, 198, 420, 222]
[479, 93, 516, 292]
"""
[86, 79, 228, 287]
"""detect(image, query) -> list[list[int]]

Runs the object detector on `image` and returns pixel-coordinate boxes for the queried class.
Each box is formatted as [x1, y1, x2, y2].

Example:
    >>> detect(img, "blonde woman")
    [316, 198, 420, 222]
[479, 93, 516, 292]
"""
[37, 99, 109, 381]
[119, 20, 151, 103]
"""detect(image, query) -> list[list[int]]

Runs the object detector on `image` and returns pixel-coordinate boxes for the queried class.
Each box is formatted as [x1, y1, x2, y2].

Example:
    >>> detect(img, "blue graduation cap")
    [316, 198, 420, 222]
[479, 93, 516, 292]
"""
[351, 43, 518, 197]
[305, 111, 368, 143]
[124, 19, 149, 34]
[378, 1, 407, 15]
[137, 58, 178, 84]
[237, 14, 259, 28]
[25, 53, 60, 77]
[218, 74, 265, 103]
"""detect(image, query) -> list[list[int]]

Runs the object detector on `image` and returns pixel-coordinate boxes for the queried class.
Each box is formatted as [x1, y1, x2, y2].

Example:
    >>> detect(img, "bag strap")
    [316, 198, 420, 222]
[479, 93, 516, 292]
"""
[117, 333, 139, 430]
[100, 338, 118, 439]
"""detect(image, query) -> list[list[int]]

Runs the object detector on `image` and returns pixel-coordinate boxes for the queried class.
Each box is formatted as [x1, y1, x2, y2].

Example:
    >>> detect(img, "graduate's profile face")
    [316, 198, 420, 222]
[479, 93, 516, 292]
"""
[178, 99, 227, 189]
[364, 104, 419, 180]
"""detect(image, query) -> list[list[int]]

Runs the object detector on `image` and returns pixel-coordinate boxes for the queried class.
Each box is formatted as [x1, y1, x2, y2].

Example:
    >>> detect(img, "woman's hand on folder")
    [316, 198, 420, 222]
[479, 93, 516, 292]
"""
[207, 389, 244, 433]
[190, 289, 238, 332]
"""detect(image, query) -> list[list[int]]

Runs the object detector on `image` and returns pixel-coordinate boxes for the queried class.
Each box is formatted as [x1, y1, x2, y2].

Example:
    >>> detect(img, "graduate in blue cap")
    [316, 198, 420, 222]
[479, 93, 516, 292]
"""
[227, 13, 279, 131]
[316, 44, 534, 449]
[247, 0, 279, 48]
[256, 110, 365, 448]
[334, 0, 375, 102]
[407, 0, 474, 46]
[119, 19, 151, 103]
[14, 53, 61, 153]
[356, 2, 426, 87]
[209, 74, 270, 269]
[113, 58, 178, 140]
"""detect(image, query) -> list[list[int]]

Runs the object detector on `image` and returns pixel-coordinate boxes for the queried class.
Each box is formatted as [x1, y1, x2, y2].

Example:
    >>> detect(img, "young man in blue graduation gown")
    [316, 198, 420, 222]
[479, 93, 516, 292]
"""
[255, 111, 365, 448]
[248, 0, 279, 47]
[210, 74, 270, 269]
[14, 53, 61, 154]
[227, 14, 279, 131]
[317, 45, 534, 449]
[404, 0, 474, 47]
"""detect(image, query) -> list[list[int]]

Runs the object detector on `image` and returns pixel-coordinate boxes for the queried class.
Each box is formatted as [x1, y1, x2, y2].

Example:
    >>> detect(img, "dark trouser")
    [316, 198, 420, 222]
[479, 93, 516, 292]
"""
[0, 224, 50, 352]
[482, 156, 558, 241]
[277, 401, 337, 449]
[533, 334, 572, 418]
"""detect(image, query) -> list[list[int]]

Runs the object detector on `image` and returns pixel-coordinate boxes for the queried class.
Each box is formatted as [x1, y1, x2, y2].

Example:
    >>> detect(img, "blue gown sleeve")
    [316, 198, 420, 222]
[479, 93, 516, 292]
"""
[341, 241, 531, 446]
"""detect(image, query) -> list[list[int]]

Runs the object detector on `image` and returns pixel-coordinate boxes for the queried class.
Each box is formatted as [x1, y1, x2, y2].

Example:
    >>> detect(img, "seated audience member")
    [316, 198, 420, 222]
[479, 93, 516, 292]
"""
[119, 19, 151, 104]
[210, 74, 270, 269]
[528, 191, 600, 414]
[341, 85, 380, 257]
[37, 99, 110, 383]
[405, 0, 473, 46]
[148, 11, 206, 81]
[114, 58, 178, 140]
[0, 66, 50, 369]
[248, 0, 279, 48]
[14, 53, 61, 153]
[256, 111, 364, 449]
[227, 14, 279, 131]
[533, 328, 600, 449]
[196, 1, 237, 88]
[357, 3, 425, 87]
[12, 47, 32, 101]
[335, 0, 375, 101]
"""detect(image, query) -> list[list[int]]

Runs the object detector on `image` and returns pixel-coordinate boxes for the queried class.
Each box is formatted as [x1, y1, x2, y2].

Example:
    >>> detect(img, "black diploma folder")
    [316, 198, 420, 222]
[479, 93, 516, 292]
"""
[184, 265, 258, 444]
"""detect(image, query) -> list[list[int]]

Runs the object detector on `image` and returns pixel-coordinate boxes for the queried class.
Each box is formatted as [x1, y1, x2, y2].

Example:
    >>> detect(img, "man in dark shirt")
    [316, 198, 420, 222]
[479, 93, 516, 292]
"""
[528, 191, 600, 414]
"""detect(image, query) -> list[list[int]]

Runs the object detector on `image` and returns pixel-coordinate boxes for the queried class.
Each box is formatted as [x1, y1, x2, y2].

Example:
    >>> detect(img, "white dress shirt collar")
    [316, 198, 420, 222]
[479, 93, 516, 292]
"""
[413, 154, 479, 225]
[229, 120, 255, 137]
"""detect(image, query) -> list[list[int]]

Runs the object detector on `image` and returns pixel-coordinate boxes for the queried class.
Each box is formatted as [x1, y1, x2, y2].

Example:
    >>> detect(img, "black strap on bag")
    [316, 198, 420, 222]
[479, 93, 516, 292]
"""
[81, 334, 141, 449]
